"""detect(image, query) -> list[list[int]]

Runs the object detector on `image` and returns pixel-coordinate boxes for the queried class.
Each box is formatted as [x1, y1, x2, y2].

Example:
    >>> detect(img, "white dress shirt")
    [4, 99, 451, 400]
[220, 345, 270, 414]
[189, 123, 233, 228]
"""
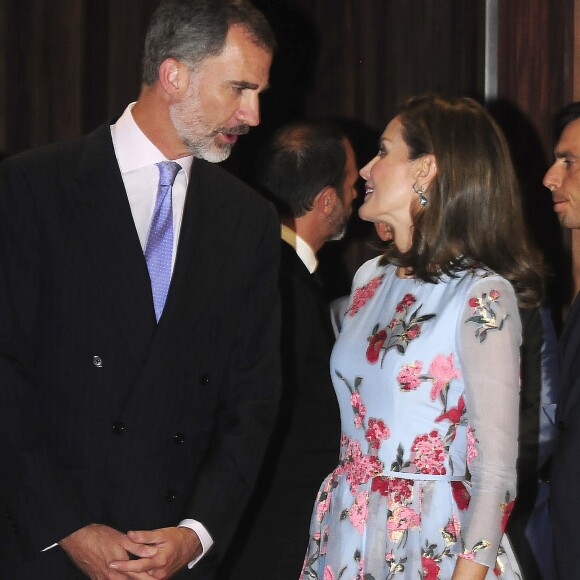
[280, 223, 318, 273]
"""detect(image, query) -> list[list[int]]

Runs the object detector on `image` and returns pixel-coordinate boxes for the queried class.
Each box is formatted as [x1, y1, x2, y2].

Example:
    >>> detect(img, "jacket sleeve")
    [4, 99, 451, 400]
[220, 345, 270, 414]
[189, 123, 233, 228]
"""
[0, 158, 92, 553]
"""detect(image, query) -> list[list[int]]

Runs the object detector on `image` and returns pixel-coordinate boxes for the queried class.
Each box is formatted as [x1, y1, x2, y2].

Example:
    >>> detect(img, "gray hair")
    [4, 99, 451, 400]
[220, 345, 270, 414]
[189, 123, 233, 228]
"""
[142, 0, 275, 85]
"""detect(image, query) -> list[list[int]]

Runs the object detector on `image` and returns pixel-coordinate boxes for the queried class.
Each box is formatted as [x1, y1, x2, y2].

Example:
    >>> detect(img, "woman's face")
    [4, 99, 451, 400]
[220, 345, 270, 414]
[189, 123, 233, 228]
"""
[359, 116, 422, 252]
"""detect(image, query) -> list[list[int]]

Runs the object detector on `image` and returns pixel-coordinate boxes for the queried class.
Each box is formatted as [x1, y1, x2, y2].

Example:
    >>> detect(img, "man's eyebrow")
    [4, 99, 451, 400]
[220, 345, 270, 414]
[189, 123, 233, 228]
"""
[555, 149, 579, 159]
[231, 80, 260, 90]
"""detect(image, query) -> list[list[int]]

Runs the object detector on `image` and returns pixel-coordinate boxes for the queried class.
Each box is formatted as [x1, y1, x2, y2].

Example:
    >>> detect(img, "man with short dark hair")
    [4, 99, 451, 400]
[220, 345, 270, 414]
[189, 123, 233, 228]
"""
[220, 120, 358, 579]
[0, 1, 280, 578]
[544, 101, 580, 578]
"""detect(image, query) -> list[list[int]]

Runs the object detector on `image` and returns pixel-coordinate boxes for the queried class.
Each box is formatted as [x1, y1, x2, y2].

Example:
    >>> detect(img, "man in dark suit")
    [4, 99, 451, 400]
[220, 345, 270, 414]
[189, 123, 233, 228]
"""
[544, 101, 580, 578]
[0, 1, 280, 578]
[220, 121, 358, 578]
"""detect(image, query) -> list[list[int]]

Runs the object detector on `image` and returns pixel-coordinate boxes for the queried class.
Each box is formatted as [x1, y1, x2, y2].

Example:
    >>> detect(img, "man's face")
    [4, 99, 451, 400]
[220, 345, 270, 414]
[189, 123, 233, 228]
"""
[544, 118, 580, 229]
[170, 24, 272, 162]
[327, 139, 358, 241]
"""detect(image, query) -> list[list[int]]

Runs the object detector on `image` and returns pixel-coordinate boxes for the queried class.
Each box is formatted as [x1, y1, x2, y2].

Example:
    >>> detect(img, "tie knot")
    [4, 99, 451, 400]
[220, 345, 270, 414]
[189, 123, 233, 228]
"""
[156, 161, 181, 186]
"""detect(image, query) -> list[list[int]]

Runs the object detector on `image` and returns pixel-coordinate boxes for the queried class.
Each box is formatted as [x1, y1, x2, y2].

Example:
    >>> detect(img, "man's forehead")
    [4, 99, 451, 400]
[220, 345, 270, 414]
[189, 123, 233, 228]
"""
[558, 117, 580, 153]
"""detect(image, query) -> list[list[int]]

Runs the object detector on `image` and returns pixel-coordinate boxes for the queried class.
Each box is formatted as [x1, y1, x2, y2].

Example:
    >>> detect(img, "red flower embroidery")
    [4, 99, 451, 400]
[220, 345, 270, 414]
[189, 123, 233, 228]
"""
[501, 498, 515, 533]
[465, 289, 508, 342]
[405, 324, 421, 340]
[396, 293, 416, 312]
[435, 395, 465, 424]
[409, 431, 447, 475]
[372, 476, 414, 503]
[451, 480, 471, 510]
[347, 275, 384, 317]
[366, 329, 387, 363]
[365, 418, 390, 449]
[421, 555, 440, 580]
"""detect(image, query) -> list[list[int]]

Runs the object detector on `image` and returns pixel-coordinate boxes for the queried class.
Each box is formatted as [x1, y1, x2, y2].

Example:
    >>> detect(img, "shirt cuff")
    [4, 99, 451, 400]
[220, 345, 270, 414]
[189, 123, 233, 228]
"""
[178, 519, 214, 569]
[42, 543, 58, 552]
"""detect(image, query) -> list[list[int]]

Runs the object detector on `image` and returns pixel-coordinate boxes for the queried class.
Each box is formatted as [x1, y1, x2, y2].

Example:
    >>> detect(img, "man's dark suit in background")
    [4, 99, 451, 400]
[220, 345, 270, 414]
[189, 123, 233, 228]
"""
[220, 120, 358, 578]
[544, 101, 580, 578]
[0, 2, 280, 578]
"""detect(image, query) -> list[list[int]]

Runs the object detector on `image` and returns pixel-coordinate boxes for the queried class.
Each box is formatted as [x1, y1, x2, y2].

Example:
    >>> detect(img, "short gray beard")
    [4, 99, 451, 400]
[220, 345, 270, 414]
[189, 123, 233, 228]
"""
[326, 200, 350, 241]
[169, 95, 234, 163]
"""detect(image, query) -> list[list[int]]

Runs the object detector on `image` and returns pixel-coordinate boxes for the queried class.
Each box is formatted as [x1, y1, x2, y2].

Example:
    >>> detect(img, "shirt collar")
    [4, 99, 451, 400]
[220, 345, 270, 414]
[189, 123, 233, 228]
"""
[111, 102, 194, 179]
[281, 223, 318, 274]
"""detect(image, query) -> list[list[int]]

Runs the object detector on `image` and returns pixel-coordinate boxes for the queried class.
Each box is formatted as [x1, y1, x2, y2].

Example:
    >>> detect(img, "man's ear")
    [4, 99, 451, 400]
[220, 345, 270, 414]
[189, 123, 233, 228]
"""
[314, 186, 338, 216]
[158, 58, 188, 99]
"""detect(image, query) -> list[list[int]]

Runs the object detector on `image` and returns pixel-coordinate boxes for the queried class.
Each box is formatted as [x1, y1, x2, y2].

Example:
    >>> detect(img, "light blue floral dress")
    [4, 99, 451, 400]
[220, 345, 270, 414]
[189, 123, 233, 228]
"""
[301, 258, 523, 580]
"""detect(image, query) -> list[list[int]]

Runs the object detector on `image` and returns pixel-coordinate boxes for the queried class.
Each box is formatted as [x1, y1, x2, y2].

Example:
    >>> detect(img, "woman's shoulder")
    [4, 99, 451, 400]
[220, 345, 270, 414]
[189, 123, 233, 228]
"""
[352, 256, 392, 287]
[453, 267, 517, 307]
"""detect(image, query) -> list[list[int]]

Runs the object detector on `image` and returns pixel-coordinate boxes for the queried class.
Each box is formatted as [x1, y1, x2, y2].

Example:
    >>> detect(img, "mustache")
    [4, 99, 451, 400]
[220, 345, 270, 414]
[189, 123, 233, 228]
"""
[214, 125, 250, 136]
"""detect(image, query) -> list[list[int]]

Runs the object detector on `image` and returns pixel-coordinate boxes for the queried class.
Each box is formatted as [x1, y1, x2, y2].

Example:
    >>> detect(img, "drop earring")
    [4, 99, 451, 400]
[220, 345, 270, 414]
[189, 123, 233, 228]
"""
[412, 182, 428, 206]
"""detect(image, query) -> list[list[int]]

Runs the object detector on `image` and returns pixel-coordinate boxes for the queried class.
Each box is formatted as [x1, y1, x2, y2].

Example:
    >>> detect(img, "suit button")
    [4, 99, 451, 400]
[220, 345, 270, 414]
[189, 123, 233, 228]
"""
[165, 490, 176, 502]
[173, 433, 185, 445]
[112, 421, 125, 434]
[93, 355, 103, 367]
[200, 375, 210, 385]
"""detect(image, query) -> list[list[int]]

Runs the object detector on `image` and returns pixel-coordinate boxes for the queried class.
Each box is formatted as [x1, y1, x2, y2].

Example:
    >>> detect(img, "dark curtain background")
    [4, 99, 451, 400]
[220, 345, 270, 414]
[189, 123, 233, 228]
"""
[0, 0, 573, 295]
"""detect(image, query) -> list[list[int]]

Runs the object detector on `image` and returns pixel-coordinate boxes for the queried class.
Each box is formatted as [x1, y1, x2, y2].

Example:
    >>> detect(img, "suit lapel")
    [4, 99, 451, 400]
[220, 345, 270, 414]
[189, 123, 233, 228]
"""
[151, 160, 237, 348]
[558, 292, 580, 417]
[74, 124, 156, 359]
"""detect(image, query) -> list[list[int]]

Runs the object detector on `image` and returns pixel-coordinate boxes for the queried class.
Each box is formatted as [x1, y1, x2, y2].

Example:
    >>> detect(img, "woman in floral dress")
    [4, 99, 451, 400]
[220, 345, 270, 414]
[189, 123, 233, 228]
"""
[300, 95, 543, 580]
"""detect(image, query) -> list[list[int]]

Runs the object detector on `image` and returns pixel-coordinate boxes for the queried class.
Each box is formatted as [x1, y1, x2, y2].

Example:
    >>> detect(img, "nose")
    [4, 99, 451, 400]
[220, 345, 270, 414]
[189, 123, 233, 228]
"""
[359, 156, 377, 180]
[237, 92, 260, 127]
[543, 161, 560, 192]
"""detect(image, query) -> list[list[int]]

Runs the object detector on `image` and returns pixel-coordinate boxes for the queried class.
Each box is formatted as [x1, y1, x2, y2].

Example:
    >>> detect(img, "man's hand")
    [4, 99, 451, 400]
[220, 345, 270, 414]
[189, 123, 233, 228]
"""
[59, 523, 158, 579]
[110, 526, 202, 579]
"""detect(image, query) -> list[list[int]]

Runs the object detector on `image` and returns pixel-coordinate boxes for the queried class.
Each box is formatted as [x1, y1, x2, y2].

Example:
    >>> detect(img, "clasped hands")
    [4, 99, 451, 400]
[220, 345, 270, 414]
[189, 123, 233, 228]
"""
[59, 523, 202, 579]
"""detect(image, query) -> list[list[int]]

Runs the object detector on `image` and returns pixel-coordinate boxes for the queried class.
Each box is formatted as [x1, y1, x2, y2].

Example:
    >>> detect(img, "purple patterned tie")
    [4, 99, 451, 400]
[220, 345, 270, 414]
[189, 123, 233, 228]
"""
[145, 161, 181, 321]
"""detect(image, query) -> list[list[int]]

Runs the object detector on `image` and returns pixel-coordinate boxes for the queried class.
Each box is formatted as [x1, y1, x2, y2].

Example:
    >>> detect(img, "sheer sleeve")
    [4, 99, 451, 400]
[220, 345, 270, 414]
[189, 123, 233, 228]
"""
[456, 276, 521, 569]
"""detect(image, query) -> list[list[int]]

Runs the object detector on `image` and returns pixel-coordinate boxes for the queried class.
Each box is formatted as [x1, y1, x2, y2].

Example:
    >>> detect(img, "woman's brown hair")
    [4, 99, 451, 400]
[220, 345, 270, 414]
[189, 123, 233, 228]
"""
[381, 94, 543, 308]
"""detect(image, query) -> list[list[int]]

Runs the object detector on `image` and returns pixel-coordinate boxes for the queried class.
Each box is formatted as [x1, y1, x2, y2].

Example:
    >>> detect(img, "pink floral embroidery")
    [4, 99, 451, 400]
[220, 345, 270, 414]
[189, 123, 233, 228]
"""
[443, 514, 461, 543]
[460, 540, 492, 562]
[347, 275, 384, 317]
[422, 555, 440, 580]
[397, 361, 423, 391]
[465, 289, 508, 342]
[365, 418, 390, 449]
[342, 438, 383, 494]
[387, 505, 421, 541]
[410, 430, 447, 475]
[349, 491, 369, 534]
[350, 391, 366, 428]
[323, 565, 334, 580]
[428, 353, 461, 401]
[467, 426, 478, 465]
[355, 556, 365, 580]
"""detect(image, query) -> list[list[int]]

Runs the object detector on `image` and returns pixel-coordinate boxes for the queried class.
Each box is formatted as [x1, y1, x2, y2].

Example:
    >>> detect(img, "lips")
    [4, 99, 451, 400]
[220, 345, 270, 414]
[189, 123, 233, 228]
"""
[364, 185, 374, 201]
